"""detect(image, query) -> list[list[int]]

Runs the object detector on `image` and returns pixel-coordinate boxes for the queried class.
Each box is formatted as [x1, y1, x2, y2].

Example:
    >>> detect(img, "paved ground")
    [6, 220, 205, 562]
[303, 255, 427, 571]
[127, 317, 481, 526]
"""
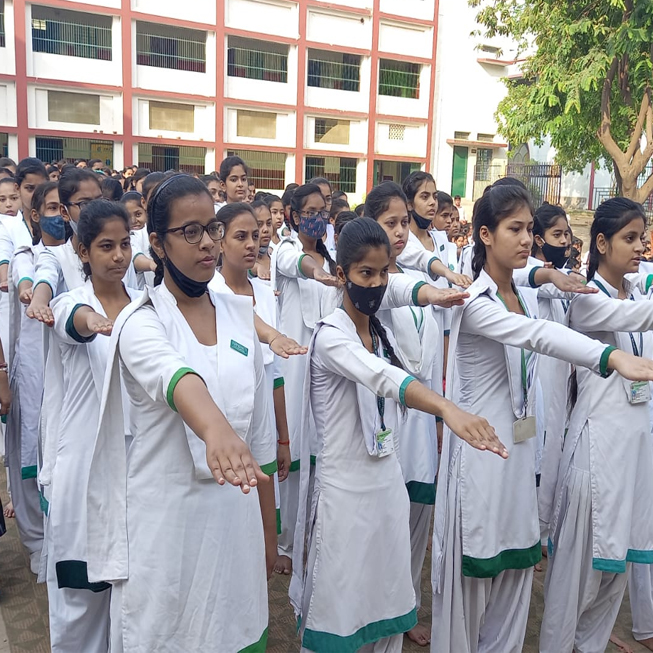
[0, 462, 649, 652]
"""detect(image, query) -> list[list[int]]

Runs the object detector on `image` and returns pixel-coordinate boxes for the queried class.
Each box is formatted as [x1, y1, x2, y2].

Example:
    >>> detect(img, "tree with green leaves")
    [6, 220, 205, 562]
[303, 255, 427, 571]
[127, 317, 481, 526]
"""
[472, 0, 653, 202]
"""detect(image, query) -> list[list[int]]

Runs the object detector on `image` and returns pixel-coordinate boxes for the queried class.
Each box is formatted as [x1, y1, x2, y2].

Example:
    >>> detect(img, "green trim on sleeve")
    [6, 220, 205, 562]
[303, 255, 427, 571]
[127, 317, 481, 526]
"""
[289, 459, 300, 472]
[0, 260, 9, 266]
[33, 279, 54, 295]
[444, 329, 450, 336]
[411, 281, 427, 306]
[273, 377, 285, 389]
[399, 376, 417, 406]
[435, 416, 443, 424]
[297, 253, 307, 278]
[406, 480, 436, 505]
[276, 508, 281, 535]
[528, 266, 541, 288]
[600, 345, 617, 378]
[39, 491, 49, 515]
[237, 628, 268, 653]
[302, 609, 417, 653]
[65, 304, 96, 343]
[56, 560, 111, 593]
[646, 274, 653, 294]
[21, 465, 38, 480]
[260, 460, 278, 476]
[166, 367, 197, 412]
[427, 256, 440, 280]
[132, 252, 146, 262]
[462, 540, 541, 578]
[17, 276, 33, 286]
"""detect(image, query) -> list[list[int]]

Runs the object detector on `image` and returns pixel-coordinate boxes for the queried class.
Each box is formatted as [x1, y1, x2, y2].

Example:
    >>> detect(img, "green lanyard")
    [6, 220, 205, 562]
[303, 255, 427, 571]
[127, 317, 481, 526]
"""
[593, 279, 643, 357]
[496, 289, 531, 408]
[370, 329, 387, 430]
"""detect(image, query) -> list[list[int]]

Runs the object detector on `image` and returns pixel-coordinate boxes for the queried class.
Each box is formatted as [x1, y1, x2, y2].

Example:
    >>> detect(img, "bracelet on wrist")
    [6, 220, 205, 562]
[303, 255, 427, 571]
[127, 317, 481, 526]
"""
[269, 332, 287, 346]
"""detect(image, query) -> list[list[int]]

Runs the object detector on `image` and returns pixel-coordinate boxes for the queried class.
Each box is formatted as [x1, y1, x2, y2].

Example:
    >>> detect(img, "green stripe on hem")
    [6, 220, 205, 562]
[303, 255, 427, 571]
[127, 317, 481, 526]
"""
[647, 274, 653, 294]
[600, 345, 617, 378]
[238, 627, 268, 653]
[288, 456, 316, 472]
[17, 276, 33, 286]
[302, 608, 417, 653]
[260, 460, 278, 476]
[462, 540, 541, 578]
[39, 491, 49, 515]
[297, 253, 307, 278]
[406, 480, 435, 505]
[593, 549, 653, 573]
[273, 377, 285, 389]
[21, 465, 37, 480]
[276, 508, 281, 535]
[411, 281, 427, 306]
[166, 367, 197, 412]
[66, 304, 96, 343]
[56, 560, 111, 593]
[399, 376, 416, 406]
[528, 266, 541, 288]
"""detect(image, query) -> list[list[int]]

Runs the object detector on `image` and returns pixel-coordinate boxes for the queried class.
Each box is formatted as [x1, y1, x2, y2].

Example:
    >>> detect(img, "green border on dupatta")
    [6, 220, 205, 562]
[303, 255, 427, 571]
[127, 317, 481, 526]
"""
[238, 627, 268, 653]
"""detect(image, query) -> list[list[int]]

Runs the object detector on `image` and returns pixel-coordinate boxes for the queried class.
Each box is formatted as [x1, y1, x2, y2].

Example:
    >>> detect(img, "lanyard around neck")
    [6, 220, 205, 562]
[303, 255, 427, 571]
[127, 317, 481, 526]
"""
[593, 278, 643, 357]
[370, 329, 387, 431]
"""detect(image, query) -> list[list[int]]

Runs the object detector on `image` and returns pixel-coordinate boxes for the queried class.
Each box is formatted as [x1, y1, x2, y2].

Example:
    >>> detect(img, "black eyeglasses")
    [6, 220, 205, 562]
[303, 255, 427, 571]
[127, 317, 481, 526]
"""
[163, 221, 225, 245]
[67, 196, 102, 210]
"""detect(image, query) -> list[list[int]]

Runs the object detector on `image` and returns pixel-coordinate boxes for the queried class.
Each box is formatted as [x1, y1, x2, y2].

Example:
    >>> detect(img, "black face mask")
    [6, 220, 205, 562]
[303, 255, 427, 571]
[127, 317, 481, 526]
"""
[346, 278, 387, 315]
[541, 242, 568, 269]
[163, 250, 209, 298]
[410, 210, 432, 231]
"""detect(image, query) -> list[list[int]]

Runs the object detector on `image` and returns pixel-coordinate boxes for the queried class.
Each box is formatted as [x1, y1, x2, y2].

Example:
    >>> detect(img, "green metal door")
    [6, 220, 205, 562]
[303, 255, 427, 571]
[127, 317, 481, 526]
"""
[451, 146, 468, 197]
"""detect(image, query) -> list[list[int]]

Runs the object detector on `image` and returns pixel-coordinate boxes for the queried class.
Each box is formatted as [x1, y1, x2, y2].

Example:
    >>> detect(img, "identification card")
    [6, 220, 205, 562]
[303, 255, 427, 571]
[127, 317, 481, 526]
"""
[375, 428, 395, 457]
[629, 381, 651, 405]
[513, 416, 536, 444]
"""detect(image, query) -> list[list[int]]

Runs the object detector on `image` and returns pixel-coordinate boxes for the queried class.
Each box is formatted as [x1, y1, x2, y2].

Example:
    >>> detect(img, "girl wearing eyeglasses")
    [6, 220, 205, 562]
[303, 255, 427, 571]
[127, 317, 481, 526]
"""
[85, 175, 280, 652]
[273, 182, 340, 576]
[40, 198, 140, 652]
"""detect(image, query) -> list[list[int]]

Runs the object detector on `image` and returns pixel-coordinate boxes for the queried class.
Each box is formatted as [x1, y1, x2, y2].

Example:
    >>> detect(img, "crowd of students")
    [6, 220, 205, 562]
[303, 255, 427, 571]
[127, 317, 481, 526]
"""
[1, 151, 653, 653]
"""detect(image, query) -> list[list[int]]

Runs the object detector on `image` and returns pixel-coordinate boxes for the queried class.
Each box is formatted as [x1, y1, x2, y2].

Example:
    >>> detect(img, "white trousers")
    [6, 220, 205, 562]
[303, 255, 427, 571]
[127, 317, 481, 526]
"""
[630, 563, 653, 641]
[540, 435, 628, 653]
[301, 634, 402, 653]
[46, 541, 111, 653]
[278, 468, 300, 557]
[409, 501, 433, 611]
[431, 470, 532, 653]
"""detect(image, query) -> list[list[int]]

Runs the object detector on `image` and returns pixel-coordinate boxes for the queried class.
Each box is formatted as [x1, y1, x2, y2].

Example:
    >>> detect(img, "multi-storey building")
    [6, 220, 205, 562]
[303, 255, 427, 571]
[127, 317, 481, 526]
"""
[0, 0, 440, 202]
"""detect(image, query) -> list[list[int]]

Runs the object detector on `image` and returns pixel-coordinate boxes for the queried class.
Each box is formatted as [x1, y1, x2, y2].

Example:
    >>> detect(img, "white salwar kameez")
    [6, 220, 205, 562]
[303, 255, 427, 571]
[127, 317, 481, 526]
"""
[40, 282, 140, 653]
[431, 269, 614, 653]
[541, 273, 653, 653]
[290, 308, 417, 653]
[86, 283, 274, 653]
[5, 244, 45, 573]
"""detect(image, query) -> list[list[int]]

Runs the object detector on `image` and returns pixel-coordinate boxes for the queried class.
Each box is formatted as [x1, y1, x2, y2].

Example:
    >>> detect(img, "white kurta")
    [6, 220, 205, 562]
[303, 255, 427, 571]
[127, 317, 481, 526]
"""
[129, 228, 154, 289]
[290, 308, 417, 652]
[431, 269, 615, 653]
[86, 283, 274, 653]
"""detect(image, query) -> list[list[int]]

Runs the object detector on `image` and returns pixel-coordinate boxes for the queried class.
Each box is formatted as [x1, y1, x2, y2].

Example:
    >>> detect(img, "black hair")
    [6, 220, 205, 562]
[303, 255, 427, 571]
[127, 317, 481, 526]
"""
[30, 181, 59, 246]
[587, 197, 647, 281]
[219, 156, 247, 182]
[58, 167, 101, 206]
[263, 194, 282, 208]
[133, 167, 151, 182]
[354, 203, 365, 217]
[88, 159, 102, 168]
[46, 164, 58, 175]
[200, 174, 219, 186]
[436, 191, 453, 210]
[142, 172, 166, 201]
[470, 184, 534, 279]
[0, 157, 16, 169]
[0, 176, 17, 188]
[365, 182, 407, 220]
[334, 210, 357, 237]
[308, 177, 332, 193]
[532, 204, 568, 257]
[77, 199, 130, 279]
[337, 217, 403, 371]
[147, 174, 213, 285]
[402, 171, 435, 204]
[454, 195, 461, 201]
[290, 183, 336, 275]
[216, 202, 257, 234]
[250, 199, 270, 213]
[254, 191, 270, 201]
[15, 157, 48, 187]
[484, 176, 528, 195]
[329, 197, 350, 219]
[101, 176, 123, 201]
[120, 190, 143, 205]
[0, 168, 13, 178]
[332, 190, 347, 202]
[281, 185, 297, 208]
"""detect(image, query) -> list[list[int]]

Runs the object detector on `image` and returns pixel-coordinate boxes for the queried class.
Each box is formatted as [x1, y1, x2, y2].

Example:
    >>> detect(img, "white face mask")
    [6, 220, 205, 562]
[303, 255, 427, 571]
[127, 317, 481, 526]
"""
[68, 217, 79, 235]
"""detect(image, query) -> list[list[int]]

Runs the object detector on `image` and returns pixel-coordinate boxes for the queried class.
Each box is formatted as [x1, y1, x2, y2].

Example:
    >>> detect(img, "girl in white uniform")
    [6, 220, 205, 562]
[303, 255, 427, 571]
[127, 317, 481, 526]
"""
[541, 197, 653, 653]
[5, 181, 64, 574]
[120, 191, 156, 289]
[290, 217, 508, 653]
[219, 155, 249, 205]
[85, 175, 275, 652]
[274, 183, 339, 575]
[431, 185, 653, 653]
[41, 199, 140, 652]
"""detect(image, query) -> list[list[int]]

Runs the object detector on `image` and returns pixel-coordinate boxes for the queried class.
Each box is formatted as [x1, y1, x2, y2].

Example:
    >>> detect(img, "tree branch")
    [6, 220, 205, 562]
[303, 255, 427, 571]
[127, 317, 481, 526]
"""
[637, 171, 653, 205]
[625, 87, 650, 163]
[597, 57, 626, 166]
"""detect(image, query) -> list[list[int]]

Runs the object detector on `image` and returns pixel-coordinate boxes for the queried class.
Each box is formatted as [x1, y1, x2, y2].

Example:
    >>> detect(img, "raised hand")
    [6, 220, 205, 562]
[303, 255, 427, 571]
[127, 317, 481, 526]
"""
[441, 403, 508, 458]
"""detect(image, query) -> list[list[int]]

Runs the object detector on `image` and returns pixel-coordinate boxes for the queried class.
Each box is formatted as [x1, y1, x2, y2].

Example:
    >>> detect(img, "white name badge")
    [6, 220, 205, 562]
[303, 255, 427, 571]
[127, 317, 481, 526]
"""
[513, 416, 536, 444]
[629, 381, 651, 405]
[375, 428, 395, 458]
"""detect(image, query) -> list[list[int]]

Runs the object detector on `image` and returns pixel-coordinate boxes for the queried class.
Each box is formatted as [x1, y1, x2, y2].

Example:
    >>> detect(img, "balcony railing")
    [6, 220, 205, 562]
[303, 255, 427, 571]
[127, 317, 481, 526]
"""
[378, 60, 420, 99]
[227, 45, 288, 83]
[31, 16, 112, 60]
[307, 53, 360, 92]
[136, 29, 206, 73]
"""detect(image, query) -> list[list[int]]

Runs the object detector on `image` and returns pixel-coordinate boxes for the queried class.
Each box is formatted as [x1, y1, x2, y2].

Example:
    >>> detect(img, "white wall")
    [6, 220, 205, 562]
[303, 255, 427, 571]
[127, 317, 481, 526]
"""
[224, 106, 296, 148]
[131, 0, 216, 25]
[379, 0, 435, 21]
[65, 0, 120, 9]
[311, 0, 372, 10]
[225, 0, 299, 39]
[306, 9, 372, 48]
[304, 115, 368, 153]
[376, 64, 430, 119]
[29, 87, 122, 133]
[134, 98, 215, 141]
[0, 82, 17, 127]
[378, 21, 433, 59]
[0, 0, 16, 76]
[376, 122, 427, 158]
